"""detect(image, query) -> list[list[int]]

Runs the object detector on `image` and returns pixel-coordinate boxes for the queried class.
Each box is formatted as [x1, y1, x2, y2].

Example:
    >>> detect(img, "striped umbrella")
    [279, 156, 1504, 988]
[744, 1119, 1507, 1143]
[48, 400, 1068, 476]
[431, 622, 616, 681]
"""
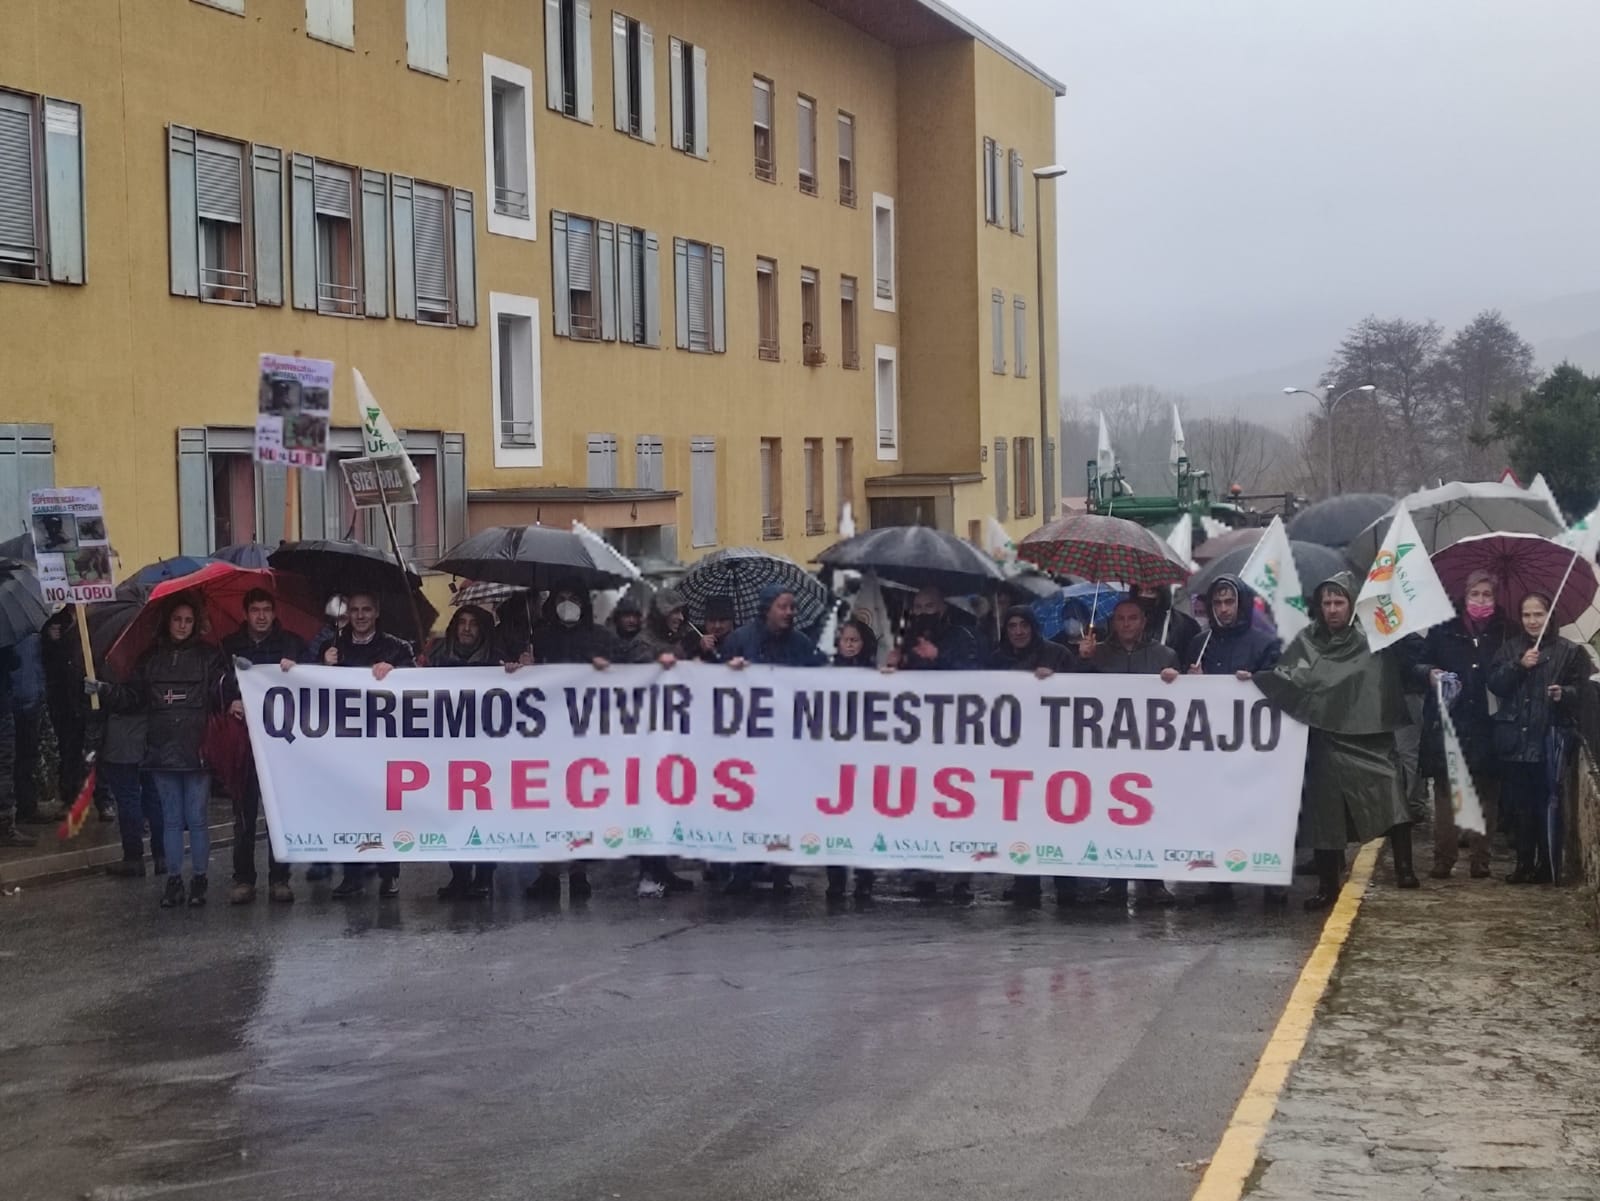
[1017, 514, 1190, 587]
[678, 547, 831, 630]
[450, 580, 529, 608]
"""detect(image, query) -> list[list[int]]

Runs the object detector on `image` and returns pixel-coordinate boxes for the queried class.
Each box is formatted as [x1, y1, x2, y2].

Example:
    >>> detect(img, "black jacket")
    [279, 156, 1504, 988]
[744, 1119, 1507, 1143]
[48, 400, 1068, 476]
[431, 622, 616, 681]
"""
[722, 619, 826, 667]
[898, 618, 980, 671]
[333, 628, 417, 669]
[108, 637, 227, 772]
[529, 588, 625, 665]
[1400, 614, 1509, 775]
[1486, 633, 1587, 764]
[990, 606, 1076, 673]
[1185, 576, 1282, 676]
[1088, 639, 1179, 675]
[222, 623, 310, 705]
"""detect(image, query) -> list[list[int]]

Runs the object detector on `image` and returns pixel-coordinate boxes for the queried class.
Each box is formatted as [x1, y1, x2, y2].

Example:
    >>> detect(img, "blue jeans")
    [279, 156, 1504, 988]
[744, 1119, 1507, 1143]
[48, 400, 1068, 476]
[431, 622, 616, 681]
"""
[150, 770, 211, 877]
[106, 763, 164, 863]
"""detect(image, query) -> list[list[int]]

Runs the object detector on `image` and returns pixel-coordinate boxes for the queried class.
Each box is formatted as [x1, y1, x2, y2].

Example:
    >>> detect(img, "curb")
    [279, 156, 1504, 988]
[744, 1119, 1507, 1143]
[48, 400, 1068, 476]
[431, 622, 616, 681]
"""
[0, 821, 241, 888]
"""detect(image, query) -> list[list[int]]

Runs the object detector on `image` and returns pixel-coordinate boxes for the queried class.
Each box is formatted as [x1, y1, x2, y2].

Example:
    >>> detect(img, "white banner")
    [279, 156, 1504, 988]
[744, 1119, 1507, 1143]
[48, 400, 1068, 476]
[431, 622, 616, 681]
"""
[238, 663, 1309, 885]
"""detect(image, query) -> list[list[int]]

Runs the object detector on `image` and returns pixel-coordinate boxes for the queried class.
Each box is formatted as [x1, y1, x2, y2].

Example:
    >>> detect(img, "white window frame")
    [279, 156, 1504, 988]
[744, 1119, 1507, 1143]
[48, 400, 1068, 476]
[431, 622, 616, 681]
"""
[313, 160, 361, 317]
[306, 0, 354, 49]
[490, 292, 543, 468]
[871, 193, 895, 312]
[874, 344, 899, 461]
[839, 274, 860, 369]
[483, 55, 537, 240]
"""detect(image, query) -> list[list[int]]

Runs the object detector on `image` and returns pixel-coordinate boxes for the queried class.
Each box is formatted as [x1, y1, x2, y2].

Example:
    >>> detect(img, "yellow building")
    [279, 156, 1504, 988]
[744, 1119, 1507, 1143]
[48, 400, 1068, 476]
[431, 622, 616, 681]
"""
[0, 0, 1062, 585]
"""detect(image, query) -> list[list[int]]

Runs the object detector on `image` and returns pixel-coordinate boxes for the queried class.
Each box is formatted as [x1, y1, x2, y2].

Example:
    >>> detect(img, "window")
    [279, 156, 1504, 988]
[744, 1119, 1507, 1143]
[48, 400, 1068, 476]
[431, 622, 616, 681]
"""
[556, 212, 602, 339]
[837, 111, 855, 206]
[194, 135, 250, 302]
[545, 0, 594, 122]
[804, 438, 824, 535]
[690, 437, 717, 547]
[587, 434, 619, 487]
[760, 437, 784, 540]
[389, 175, 477, 326]
[306, 0, 354, 48]
[1015, 436, 1036, 519]
[991, 289, 1007, 373]
[756, 257, 779, 361]
[616, 224, 661, 347]
[407, 0, 448, 76]
[309, 160, 359, 315]
[674, 236, 724, 353]
[0, 425, 55, 539]
[797, 95, 817, 196]
[1008, 149, 1025, 234]
[491, 292, 541, 464]
[871, 193, 894, 311]
[752, 76, 775, 181]
[172, 127, 278, 304]
[635, 435, 664, 489]
[484, 56, 535, 238]
[983, 136, 1001, 226]
[801, 267, 824, 365]
[669, 36, 708, 158]
[611, 12, 656, 142]
[2, 90, 85, 286]
[1014, 295, 1027, 378]
[834, 438, 854, 527]
[839, 275, 859, 369]
[874, 346, 898, 460]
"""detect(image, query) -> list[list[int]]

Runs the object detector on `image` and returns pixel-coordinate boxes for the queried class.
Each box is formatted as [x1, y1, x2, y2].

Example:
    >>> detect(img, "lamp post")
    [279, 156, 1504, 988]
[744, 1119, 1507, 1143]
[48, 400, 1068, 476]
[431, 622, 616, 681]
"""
[1033, 165, 1068, 519]
[1283, 383, 1376, 496]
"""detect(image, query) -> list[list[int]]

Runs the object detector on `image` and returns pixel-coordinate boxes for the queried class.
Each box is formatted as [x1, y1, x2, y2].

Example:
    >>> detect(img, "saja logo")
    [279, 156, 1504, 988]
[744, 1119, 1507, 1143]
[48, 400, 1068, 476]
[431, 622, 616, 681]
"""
[284, 832, 326, 849]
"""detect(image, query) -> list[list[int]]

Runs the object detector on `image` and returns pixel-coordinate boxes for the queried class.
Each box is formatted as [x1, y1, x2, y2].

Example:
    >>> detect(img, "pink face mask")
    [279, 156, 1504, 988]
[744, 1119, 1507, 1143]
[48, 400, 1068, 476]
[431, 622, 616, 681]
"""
[1465, 600, 1495, 621]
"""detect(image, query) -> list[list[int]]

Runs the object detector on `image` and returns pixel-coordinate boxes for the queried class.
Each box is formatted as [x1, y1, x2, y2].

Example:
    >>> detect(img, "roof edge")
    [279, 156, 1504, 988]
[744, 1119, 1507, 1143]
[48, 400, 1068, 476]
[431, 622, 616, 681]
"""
[914, 0, 1066, 96]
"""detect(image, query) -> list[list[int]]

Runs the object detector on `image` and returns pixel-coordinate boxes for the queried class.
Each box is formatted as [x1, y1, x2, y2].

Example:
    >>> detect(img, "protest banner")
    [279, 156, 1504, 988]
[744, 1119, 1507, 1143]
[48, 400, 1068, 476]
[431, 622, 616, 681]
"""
[29, 487, 114, 604]
[256, 353, 333, 470]
[340, 454, 418, 509]
[1356, 506, 1455, 650]
[238, 663, 1309, 884]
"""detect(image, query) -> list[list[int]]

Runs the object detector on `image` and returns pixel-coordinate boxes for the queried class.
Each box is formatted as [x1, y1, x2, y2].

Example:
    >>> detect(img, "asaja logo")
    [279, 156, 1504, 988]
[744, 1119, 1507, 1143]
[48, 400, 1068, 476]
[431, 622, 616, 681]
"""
[1009, 841, 1031, 866]
[392, 831, 415, 853]
[603, 827, 625, 849]
[872, 834, 887, 853]
[1225, 849, 1248, 874]
[1081, 841, 1100, 864]
[466, 827, 484, 848]
[800, 833, 822, 856]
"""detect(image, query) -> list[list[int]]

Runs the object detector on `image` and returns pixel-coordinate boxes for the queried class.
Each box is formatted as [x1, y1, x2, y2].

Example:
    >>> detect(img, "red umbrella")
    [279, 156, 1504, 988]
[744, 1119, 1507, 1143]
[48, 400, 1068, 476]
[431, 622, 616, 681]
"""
[1018, 514, 1190, 587]
[1431, 532, 1599, 629]
[107, 563, 322, 677]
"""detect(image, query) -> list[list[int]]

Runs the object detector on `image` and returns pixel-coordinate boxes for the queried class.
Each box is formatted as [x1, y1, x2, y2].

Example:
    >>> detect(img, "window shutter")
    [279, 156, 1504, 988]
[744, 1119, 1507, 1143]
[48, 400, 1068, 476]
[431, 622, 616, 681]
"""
[196, 140, 243, 224]
[177, 427, 210, 556]
[638, 24, 656, 143]
[635, 435, 664, 490]
[991, 289, 1005, 373]
[289, 152, 316, 310]
[0, 425, 55, 539]
[1012, 151, 1025, 234]
[1042, 438, 1056, 522]
[0, 96, 37, 271]
[710, 244, 726, 353]
[668, 37, 684, 151]
[166, 125, 199, 298]
[685, 242, 706, 342]
[643, 231, 661, 347]
[360, 168, 388, 317]
[252, 144, 283, 305]
[797, 98, 815, 180]
[574, 1, 594, 122]
[1014, 296, 1026, 377]
[673, 236, 689, 349]
[611, 13, 629, 132]
[615, 225, 635, 344]
[692, 44, 709, 158]
[544, 0, 564, 111]
[299, 464, 327, 540]
[690, 437, 717, 547]
[391, 173, 416, 321]
[406, 0, 448, 75]
[994, 438, 1009, 522]
[258, 462, 287, 547]
[597, 218, 617, 341]
[442, 431, 467, 551]
[42, 99, 84, 284]
[413, 182, 450, 316]
[551, 210, 571, 335]
[586, 434, 618, 487]
[452, 186, 476, 325]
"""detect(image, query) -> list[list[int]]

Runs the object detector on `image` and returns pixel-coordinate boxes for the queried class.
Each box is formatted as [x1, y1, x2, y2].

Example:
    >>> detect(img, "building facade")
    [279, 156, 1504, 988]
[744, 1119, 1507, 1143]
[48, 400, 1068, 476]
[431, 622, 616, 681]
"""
[0, 0, 1062, 579]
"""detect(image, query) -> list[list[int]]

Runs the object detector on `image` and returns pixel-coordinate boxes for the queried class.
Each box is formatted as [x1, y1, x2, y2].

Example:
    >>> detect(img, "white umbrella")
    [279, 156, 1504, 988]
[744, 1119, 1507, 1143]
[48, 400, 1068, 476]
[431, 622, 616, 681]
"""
[1346, 480, 1565, 569]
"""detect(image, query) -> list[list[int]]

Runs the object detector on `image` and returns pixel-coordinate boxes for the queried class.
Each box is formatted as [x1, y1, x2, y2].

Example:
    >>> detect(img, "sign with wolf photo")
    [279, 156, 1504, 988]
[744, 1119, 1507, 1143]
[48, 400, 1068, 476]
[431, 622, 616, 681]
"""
[29, 487, 115, 604]
[341, 454, 417, 510]
[256, 353, 334, 470]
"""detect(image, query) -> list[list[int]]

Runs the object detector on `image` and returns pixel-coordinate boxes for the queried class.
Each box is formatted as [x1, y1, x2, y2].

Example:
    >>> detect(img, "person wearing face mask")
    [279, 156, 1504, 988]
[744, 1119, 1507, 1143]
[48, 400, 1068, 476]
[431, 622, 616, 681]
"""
[1255, 573, 1417, 910]
[431, 605, 501, 901]
[1487, 592, 1586, 885]
[824, 619, 881, 900]
[886, 586, 980, 672]
[1136, 583, 1200, 660]
[1400, 569, 1510, 880]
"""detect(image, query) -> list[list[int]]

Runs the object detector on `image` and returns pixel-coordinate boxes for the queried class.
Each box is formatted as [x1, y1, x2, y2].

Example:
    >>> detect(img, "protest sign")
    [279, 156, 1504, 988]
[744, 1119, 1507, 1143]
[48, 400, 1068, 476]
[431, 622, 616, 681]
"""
[239, 663, 1308, 884]
[29, 487, 114, 604]
[340, 454, 417, 510]
[257, 354, 333, 470]
[1356, 506, 1455, 650]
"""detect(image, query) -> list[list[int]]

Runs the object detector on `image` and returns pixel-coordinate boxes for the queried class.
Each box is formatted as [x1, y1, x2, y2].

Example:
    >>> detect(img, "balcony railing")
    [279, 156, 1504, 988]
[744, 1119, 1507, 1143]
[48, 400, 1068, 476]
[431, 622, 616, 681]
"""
[758, 337, 781, 363]
[494, 185, 530, 219]
[761, 515, 783, 540]
[803, 345, 827, 367]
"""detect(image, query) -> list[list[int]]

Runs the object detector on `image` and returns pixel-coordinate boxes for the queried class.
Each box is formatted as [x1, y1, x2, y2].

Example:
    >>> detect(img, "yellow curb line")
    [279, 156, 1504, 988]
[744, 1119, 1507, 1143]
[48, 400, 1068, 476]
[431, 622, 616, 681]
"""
[1190, 838, 1382, 1201]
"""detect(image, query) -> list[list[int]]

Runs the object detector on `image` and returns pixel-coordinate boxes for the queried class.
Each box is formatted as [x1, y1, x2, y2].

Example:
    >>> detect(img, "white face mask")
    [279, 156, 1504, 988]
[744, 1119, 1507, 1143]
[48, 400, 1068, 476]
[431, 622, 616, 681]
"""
[556, 600, 582, 625]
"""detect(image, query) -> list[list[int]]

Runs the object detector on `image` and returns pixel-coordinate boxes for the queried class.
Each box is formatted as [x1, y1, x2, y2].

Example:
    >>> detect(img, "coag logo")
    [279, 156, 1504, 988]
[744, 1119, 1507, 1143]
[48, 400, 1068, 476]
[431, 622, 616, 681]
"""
[465, 827, 484, 848]
[603, 827, 625, 849]
[800, 834, 822, 856]
[333, 832, 384, 850]
[764, 834, 792, 853]
[1373, 599, 1403, 634]
[392, 831, 415, 853]
[419, 832, 448, 849]
[1164, 849, 1215, 865]
[1009, 841, 1031, 866]
[950, 840, 999, 861]
[1225, 849, 1248, 874]
[546, 830, 594, 851]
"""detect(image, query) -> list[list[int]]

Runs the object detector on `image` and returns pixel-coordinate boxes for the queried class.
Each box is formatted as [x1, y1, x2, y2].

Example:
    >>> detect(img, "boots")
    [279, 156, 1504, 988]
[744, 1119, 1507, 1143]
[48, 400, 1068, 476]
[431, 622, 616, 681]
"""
[1390, 823, 1420, 889]
[0, 817, 38, 848]
[1303, 850, 1343, 911]
[438, 864, 475, 900]
[160, 875, 187, 908]
[188, 874, 209, 907]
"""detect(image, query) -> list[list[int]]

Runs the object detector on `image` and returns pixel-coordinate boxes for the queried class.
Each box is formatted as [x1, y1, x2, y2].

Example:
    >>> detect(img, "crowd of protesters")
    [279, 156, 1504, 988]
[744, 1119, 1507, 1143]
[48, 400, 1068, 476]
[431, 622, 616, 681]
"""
[2, 557, 1586, 918]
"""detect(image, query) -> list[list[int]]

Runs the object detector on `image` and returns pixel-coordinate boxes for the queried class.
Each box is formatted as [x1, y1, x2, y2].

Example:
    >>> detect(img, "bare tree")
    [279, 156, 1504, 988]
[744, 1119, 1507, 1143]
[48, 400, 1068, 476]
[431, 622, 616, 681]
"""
[1437, 310, 1537, 479]
[1188, 412, 1280, 492]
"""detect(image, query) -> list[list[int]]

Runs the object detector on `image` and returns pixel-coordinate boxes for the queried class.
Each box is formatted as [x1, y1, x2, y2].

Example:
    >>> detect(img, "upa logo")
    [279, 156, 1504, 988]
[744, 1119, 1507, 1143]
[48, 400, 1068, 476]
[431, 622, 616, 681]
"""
[392, 831, 415, 853]
[1009, 841, 1031, 866]
[1251, 851, 1284, 871]
[825, 835, 854, 851]
[419, 833, 448, 849]
[628, 825, 653, 842]
[1225, 849, 1248, 874]
[800, 834, 822, 856]
[1036, 844, 1066, 863]
[603, 827, 625, 849]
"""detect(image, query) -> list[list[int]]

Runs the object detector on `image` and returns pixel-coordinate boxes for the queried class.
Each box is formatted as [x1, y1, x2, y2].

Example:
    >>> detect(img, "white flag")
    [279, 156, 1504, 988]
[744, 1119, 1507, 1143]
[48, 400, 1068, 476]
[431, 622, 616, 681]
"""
[1557, 502, 1600, 560]
[1169, 404, 1187, 472]
[984, 516, 1020, 569]
[1165, 513, 1194, 571]
[1436, 675, 1486, 835]
[1096, 412, 1116, 481]
[1239, 517, 1309, 640]
[354, 368, 421, 485]
[850, 571, 894, 666]
[1355, 506, 1455, 649]
[1529, 472, 1566, 528]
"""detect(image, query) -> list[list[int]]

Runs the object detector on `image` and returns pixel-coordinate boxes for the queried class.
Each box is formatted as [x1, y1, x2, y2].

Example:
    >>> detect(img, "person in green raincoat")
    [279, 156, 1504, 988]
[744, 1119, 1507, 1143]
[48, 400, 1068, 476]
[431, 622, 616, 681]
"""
[1255, 572, 1419, 910]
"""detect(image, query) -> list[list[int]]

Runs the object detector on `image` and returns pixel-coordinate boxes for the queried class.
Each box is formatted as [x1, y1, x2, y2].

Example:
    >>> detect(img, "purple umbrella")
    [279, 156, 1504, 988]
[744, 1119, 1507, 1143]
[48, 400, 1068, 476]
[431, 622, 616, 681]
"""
[1431, 532, 1597, 628]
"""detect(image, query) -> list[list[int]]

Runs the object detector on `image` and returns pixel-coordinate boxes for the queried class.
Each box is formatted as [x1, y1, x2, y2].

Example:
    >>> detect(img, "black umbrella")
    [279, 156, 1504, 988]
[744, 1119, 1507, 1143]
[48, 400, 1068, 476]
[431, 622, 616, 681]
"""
[1287, 493, 1395, 549]
[269, 540, 436, 644]
[815, 527, 1007, 594]
[0, 532, 33, 562]
[1189, 540, 1352, 604]
[434, 525, 639, 591]
[0, 558, 54, 649]
[212, 541, 275, 568]
[677, 547, 831, 629]
[85, 579, 158, 669]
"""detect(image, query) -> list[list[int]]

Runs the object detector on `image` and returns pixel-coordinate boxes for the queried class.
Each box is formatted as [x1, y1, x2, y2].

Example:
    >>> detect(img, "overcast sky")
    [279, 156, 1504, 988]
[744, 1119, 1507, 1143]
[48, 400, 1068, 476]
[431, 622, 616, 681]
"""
[944, 0, 1600, 398]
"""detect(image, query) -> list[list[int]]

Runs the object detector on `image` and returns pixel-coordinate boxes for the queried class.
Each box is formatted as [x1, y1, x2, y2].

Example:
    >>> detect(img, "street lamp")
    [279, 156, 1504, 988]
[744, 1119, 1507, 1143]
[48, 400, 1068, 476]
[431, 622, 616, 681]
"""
[1283, 383, 1376, 497]
[1033, 165, 1068, 518]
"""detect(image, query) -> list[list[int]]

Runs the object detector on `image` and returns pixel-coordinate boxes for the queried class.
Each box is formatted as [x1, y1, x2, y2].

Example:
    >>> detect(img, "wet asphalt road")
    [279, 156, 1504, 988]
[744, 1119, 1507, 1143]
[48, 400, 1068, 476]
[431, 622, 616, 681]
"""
[2, 858, 1326, 1201]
